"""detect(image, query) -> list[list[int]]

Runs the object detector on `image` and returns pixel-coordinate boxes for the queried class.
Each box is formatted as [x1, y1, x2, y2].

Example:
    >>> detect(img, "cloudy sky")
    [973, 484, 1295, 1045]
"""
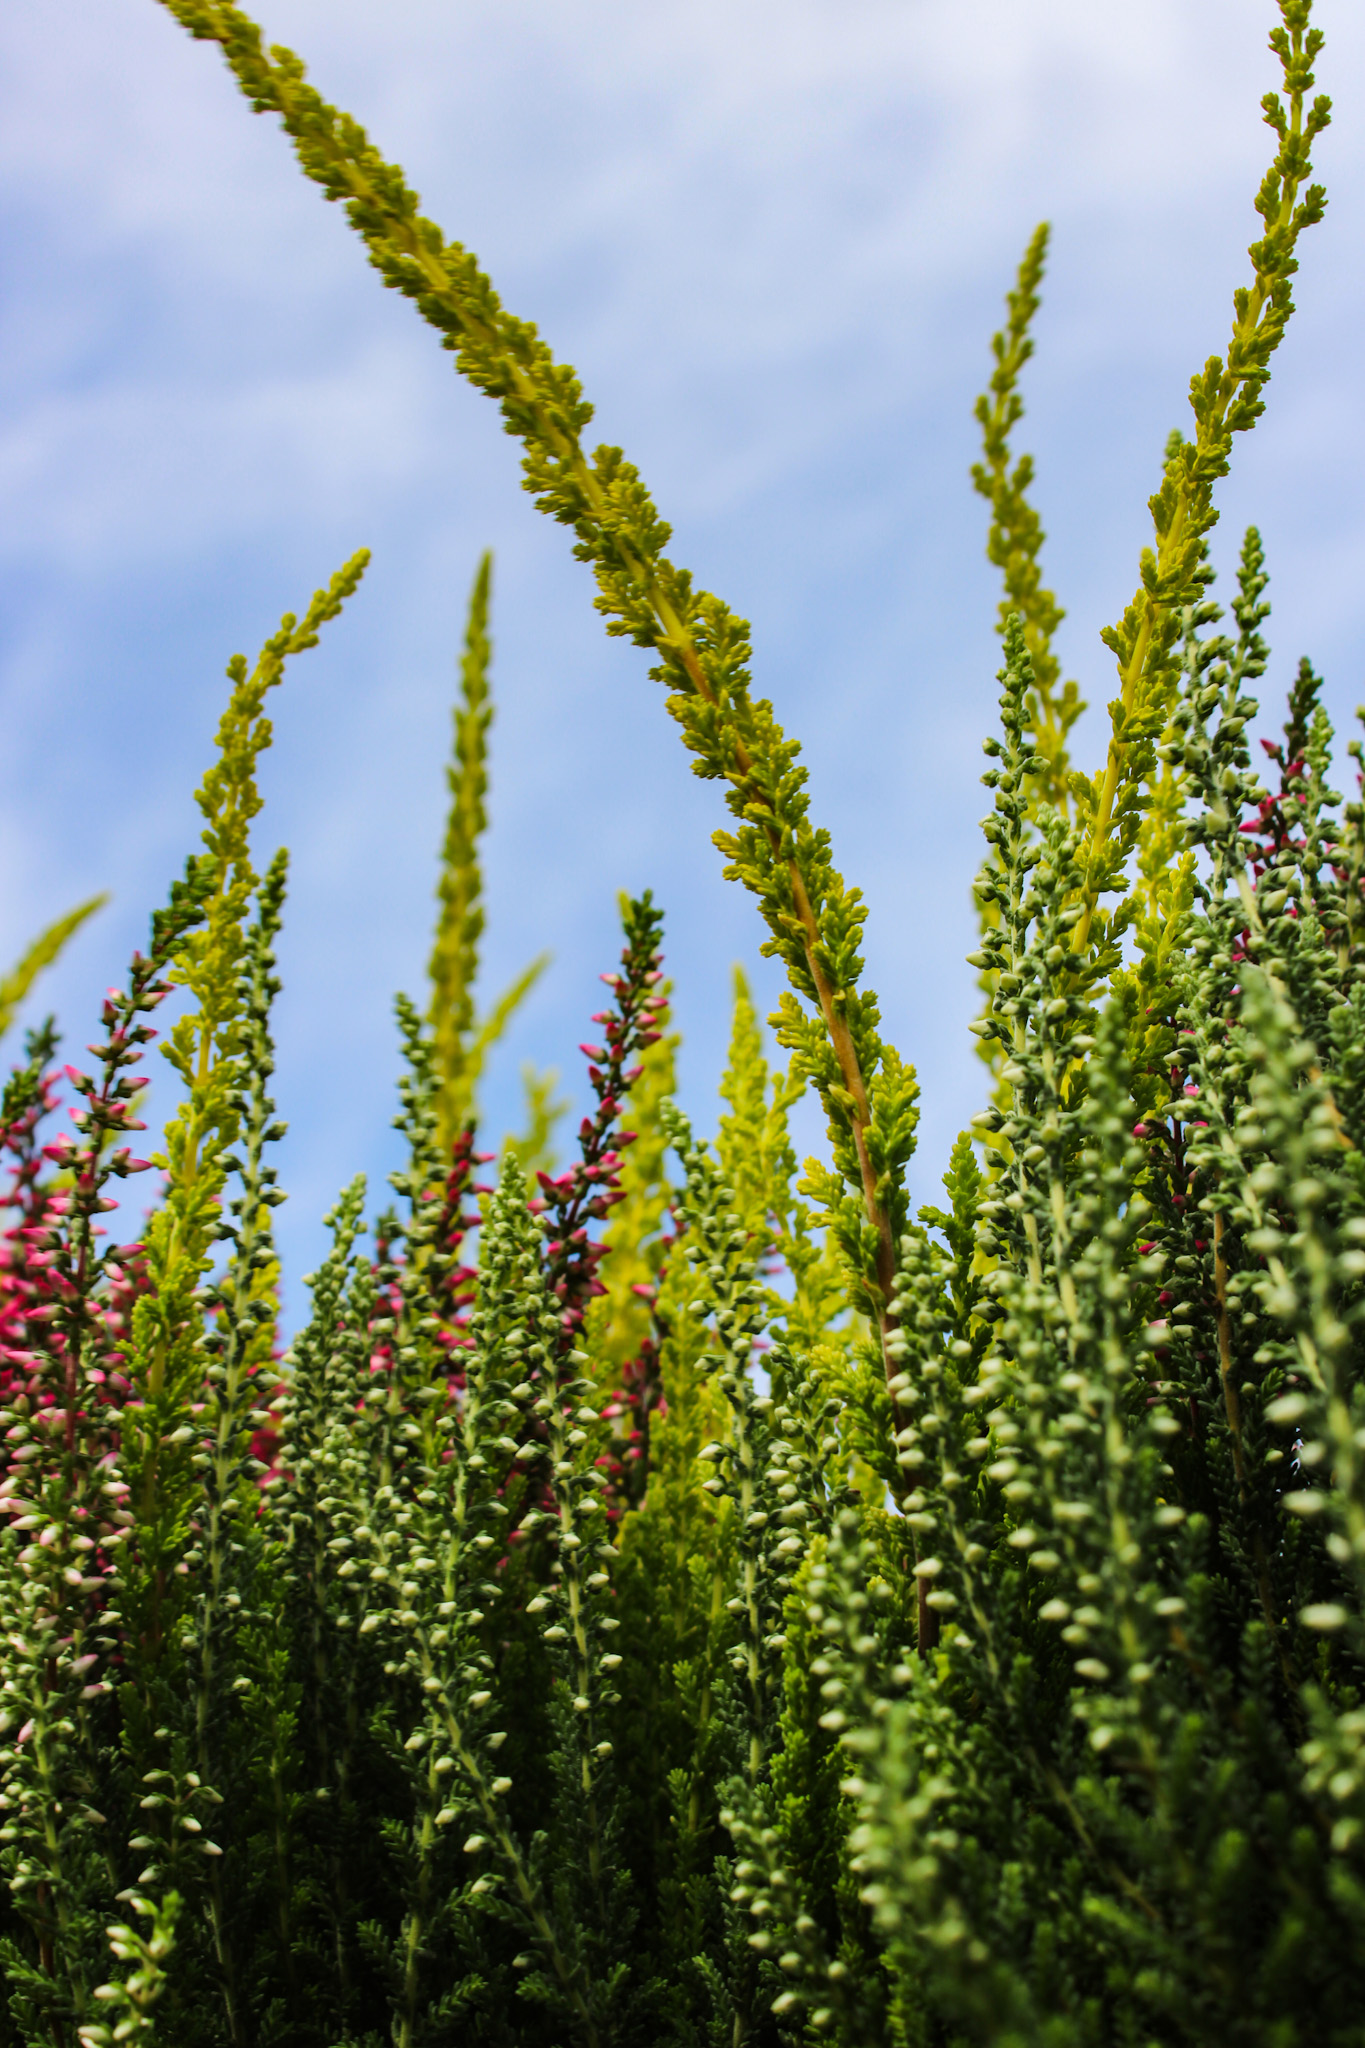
[2, 0, 1362, 1317]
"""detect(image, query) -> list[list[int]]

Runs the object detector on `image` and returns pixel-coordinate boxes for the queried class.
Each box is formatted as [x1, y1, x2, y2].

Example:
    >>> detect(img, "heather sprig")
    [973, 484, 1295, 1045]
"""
[17, 883, 205, 1477]
[0, 898, 108, 1049]
[757, 1518, 909, 2039]
[584, 963, 679, 1511]
[357, 1161, 551, 2045]
[265, 1174, 370, 1662]
[181, 851, 291, 2032]
[971, 221, 1083, 816]
[383, 994, 468, 1376]
[604, 1174, 734, 1989]
[712, 1483, 888, 2045]
[669, 1107, 816, 1782]
[0, 893, 211, 2047]
[154, 0, 920, 1372]
[713, 971, 858, 1434]
[0, 1525, 113, 2045]
[650, 1103, 858, 2039]
[967, 612, 1099, 1162]
[0, 1026, 68, 1423]
[396, 1154, 624, 2047]
[718, 977, 822, 1326]
[428, 551, 550, 1156]
[193, 850, 290, 1676]
[428, 550, 493, 1149]
[122, 554, 367, 1654]
[533, 894, 666, 1361]
[75, 1891, 180, 2048]
[1073, 2, 1330, 957]
[718, 968, 800, 1265]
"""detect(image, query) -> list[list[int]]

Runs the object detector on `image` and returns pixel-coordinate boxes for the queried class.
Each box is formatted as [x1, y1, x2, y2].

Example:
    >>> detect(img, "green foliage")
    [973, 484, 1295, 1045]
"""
[1074, 13, 1330, 962]
[0, 897, 107, 1046]
[584, 947, 680, 1389]
[971, 221, 1083, 817]
[428, 552, 553, 1158]
[123, 554, 367, 1660]
[76, 1892, 181, 2048]
[3, 3, 1363, 2044]
[154, 0, 917, 1369]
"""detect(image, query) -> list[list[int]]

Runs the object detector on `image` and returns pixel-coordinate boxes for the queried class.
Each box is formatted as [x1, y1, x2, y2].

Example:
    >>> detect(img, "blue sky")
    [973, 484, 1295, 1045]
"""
[2, 0, 1363, 1319]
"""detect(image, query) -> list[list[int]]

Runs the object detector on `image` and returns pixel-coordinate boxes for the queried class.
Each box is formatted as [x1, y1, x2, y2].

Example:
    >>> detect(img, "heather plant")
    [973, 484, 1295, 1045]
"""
[1, 2, 1361, 2044]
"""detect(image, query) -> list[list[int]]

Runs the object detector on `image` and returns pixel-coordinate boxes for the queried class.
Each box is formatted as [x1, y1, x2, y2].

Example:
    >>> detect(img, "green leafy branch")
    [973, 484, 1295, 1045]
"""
[0, 896, 108, 1046]
[971, 221, 1083, 816]
[428, 551, 550, 1155]
[77, 1892, 181, 2048]
[124, 553, 368, 1652]
[1073, 0, 1330, 956]
[153, 0, 917, 1351]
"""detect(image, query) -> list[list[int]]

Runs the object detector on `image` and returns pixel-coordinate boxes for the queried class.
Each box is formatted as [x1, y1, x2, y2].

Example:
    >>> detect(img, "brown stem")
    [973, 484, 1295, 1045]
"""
[917, 1578, 937, 1658]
